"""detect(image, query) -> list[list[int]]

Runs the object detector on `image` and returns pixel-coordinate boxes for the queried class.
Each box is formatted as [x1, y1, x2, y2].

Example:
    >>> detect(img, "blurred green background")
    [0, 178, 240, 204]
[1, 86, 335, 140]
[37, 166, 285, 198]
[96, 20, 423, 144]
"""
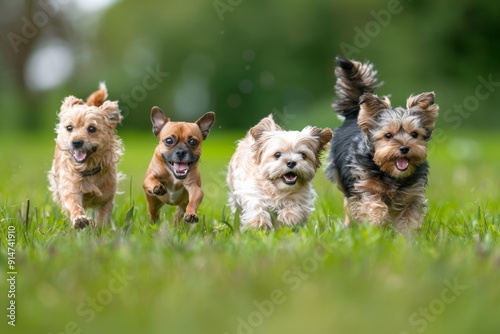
[1, 2, 500, 334]
[1, 0, 499, 133]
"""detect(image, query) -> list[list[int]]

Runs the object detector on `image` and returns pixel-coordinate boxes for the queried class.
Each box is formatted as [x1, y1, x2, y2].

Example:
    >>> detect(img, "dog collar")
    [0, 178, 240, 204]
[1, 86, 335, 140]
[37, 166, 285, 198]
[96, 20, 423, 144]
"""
[81, 166, 102, 177]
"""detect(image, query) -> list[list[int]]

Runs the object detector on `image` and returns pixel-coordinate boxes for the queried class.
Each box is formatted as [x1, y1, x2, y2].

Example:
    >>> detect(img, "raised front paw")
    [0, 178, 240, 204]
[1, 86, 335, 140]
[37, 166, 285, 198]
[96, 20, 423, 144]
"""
[152, 184, 167, 196]
[72, 215, 93, 229]
[184, 213, 199, 223]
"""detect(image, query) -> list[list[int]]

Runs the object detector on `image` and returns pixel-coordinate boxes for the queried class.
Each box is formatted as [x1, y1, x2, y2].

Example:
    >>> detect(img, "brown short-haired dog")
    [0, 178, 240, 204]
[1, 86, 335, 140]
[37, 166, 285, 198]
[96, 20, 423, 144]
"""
[143, 107, 215, 224]
[48, 83, 123, 229]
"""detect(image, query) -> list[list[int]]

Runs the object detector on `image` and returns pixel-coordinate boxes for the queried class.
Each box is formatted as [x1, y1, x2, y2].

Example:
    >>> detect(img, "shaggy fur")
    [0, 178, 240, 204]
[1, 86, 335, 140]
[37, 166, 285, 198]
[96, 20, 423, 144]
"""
[325, 57, 439, 234]
[48, 83, 123, 229]
[227, 115, 332, 230]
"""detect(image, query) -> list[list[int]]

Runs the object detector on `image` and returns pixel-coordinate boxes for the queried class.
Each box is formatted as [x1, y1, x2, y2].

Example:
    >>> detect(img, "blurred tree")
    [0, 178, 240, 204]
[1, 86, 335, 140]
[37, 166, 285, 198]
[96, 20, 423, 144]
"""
[0, 0, 77, 129]
[0, 0, 499, 132]
[92, 0, 342, 130]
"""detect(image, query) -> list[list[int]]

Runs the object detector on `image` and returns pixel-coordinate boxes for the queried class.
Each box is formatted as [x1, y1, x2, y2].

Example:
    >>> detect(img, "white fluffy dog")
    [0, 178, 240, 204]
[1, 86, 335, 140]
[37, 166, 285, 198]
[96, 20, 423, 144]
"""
[227, 115, 332, 230]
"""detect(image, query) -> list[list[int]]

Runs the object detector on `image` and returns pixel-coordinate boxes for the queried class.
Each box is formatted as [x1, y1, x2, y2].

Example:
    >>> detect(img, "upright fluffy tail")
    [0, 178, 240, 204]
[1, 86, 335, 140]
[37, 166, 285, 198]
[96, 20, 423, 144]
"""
[333, 56, 382, 119]
[86, 82, 108, 107]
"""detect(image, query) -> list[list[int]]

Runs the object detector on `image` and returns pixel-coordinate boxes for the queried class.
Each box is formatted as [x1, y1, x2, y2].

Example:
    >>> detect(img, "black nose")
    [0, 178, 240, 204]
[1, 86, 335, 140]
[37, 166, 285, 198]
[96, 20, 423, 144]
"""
[175, 149, 187, 159]
[287, 161, 296, 169]
[72, 140, 84, 149]
[399, 146, 410, 154]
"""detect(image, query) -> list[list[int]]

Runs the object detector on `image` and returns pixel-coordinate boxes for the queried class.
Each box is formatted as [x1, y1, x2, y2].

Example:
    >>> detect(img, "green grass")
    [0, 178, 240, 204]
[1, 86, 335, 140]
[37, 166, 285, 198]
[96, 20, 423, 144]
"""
[1, 130, 499, 334]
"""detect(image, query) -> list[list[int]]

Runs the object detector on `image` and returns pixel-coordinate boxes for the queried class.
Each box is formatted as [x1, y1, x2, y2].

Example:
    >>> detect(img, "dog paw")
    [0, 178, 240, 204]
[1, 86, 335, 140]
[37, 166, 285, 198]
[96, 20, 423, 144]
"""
[152, 184, 167, 196]
[184, 213, 199, 223]
[366, 203, 388, 226]
[277, 210, 306, 227]
[72, 216, 92, 229]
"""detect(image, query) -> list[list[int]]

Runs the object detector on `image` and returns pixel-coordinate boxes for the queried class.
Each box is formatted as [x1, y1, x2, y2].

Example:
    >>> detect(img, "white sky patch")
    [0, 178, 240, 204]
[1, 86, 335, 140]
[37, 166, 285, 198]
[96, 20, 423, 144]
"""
[74, 0, 119, 13]
[24, 39, 74, 92]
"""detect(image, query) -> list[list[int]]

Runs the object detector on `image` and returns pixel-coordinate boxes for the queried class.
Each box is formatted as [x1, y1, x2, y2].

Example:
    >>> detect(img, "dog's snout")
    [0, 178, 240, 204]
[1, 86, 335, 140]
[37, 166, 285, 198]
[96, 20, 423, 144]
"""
[287, 161, 297, 169]
[399, 146, 410, 154]
[72, 140, 84, 149]
[175, 148, 187, 159]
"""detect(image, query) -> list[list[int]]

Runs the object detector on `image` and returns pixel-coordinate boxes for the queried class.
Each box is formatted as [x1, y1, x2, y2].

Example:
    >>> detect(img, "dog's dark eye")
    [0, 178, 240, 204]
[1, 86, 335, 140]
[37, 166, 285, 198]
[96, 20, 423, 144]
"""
[384, 133, 393, 139]
[188, 138, 198, 147]
[88, 126, 96, 133]
[274, 152, 281, 159]
[300, 153, 306, 160]
[66, 125, 73, 132]
[164, 138, 174, 146]
[410, 132, 418, 139]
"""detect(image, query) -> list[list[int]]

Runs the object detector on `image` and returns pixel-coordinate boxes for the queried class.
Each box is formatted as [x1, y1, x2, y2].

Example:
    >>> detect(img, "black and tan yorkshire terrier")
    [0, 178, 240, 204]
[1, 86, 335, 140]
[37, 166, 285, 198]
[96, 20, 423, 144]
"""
[325, 57, 439, 234]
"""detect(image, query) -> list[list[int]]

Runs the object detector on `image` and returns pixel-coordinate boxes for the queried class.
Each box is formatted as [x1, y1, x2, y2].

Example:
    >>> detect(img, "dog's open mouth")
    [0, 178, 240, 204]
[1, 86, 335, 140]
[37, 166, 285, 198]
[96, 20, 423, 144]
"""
[282, 172, 298, 185]
[72, 148, 95, 163]
[169, 161, 192, 179]
[396, 157, 409, 171]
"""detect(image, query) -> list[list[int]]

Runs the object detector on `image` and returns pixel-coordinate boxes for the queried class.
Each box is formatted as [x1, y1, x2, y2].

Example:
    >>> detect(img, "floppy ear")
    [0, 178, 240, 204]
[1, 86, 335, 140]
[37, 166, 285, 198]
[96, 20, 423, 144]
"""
[406, 92, 439, 139]
[151, 106, 170, 137]
[100, 101, 122, 127]
[86, 83, 108, 107]
[358, 93, 391, 134]
[250, 114, 283, 140]
[195, 112, 216, 140]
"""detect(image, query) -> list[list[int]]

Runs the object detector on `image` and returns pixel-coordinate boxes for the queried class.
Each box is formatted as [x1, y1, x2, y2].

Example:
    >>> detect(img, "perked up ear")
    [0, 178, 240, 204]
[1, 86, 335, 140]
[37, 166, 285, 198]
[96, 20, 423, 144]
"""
[151, 106, 170, 137]
[86, 83, 108, 107]
[61, 96, 84, 111]
[406, 91, 436, 110]
[406, 92, 439, 139]
[100, 101, 122, 127]
[249, 114, 283, 140]
[196, 112, 216, 140]
[358, 93, 391, 134]
[307, 127, 333, 150]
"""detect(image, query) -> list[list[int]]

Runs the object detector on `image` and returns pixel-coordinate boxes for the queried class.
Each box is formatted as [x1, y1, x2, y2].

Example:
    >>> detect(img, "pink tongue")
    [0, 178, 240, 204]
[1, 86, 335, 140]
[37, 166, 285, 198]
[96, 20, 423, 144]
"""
[396, 158, 409, 171]
[74, 151, 87, 161]
[173, 162, 189, 173]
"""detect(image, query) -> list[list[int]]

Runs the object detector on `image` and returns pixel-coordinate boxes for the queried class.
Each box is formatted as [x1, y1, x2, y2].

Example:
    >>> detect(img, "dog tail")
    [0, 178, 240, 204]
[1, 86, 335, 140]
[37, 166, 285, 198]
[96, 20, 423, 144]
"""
[86, 82, 108, 107]
[333, 56, 382, 119]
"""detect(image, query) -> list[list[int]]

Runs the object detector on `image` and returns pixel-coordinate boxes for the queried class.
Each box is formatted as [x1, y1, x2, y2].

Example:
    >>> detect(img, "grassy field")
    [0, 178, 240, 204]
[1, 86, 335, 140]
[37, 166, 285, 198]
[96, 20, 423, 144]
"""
[1, 129, 499, 334]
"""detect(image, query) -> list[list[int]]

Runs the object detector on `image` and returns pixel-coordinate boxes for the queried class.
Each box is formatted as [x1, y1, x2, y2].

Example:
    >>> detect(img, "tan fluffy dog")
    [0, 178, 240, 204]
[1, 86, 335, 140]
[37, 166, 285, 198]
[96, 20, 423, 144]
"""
[48, 83, 123, 229]
[143, 107, 215, 224]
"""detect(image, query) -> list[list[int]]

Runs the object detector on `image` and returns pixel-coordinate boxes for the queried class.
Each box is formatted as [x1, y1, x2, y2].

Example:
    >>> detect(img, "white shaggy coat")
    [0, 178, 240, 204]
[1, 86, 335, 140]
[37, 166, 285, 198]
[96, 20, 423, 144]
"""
[227, 115, 332, 230]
